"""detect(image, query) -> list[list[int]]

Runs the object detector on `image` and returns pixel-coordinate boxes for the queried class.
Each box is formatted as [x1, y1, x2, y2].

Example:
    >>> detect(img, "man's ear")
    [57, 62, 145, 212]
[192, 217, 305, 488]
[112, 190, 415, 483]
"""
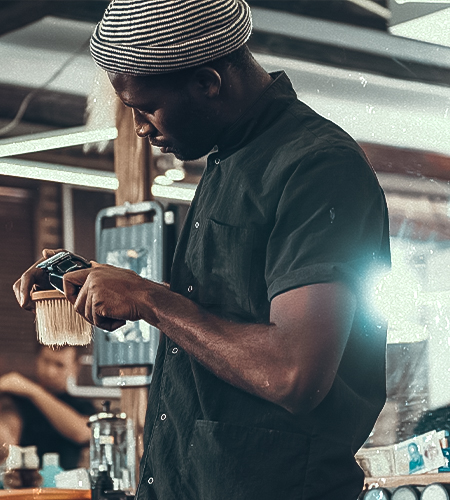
[189, 67, 222, 99]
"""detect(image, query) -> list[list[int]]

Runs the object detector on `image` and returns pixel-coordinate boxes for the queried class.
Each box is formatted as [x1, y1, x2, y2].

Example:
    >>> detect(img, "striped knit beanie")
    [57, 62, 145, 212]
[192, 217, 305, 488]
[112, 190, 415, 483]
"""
[90, 0, 253, 75]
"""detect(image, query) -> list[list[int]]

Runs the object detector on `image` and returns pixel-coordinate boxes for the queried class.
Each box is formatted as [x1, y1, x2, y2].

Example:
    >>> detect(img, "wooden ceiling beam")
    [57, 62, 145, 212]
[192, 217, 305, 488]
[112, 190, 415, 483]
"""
[361, 142, 450, 182]
[0, 1, 52, 36]
[247, 0, 389, 31]
[49, 1, 110, 24]
[0, 84, 86, 129]
[0, 0, 388, 37]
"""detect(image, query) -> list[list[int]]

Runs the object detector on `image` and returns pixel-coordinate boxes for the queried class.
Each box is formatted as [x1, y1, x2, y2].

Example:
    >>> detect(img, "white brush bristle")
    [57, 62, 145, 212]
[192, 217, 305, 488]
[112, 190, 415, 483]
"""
[34, 296, 92, 346]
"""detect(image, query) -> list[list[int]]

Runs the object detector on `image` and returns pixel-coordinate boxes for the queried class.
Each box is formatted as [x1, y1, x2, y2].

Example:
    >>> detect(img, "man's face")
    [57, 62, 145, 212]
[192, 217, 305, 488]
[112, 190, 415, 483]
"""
[36, 346, 78, 394]
[109, 72, 221, 161]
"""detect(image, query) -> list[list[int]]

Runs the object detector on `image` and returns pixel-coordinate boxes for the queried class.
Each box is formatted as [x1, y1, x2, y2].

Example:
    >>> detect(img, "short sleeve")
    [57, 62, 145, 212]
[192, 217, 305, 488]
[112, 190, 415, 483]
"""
[266, 147, 390, 301]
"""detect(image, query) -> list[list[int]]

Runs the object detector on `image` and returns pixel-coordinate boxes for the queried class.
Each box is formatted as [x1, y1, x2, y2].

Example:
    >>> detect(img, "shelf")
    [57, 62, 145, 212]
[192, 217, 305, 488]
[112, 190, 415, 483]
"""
[365, 472, 450, 489]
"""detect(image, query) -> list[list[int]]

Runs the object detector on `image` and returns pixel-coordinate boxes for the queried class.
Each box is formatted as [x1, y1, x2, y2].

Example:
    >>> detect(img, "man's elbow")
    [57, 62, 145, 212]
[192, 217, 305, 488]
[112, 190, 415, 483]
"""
[281, 391, 325, 415]
[276, 372, 334, 415]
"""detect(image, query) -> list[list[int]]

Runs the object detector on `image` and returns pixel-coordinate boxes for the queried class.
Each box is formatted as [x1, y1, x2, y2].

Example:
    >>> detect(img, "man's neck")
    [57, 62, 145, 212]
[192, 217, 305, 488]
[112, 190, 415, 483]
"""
[222, 65, 273, 127]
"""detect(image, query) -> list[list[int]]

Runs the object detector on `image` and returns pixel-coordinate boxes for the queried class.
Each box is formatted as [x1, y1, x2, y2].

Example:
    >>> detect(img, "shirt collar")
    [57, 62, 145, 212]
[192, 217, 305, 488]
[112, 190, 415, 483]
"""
[216, 71, 298, 157]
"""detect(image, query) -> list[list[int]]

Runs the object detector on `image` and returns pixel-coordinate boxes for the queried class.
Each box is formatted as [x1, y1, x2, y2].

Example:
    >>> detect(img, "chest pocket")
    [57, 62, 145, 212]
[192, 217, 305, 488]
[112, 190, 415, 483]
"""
[186, 218, 254, 319]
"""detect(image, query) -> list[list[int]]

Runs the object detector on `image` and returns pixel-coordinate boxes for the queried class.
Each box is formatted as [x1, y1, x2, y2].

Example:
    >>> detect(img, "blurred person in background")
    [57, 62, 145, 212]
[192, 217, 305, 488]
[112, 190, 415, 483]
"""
[0, 345, 95, 469]
[0, 394, 22, 452]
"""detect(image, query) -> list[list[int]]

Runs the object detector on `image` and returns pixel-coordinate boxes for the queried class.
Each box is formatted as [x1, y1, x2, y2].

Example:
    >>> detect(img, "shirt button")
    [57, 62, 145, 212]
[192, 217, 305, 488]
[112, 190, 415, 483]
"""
[188, 285, 193, 293]
[172, 347, 178, 354]
[214, 158, 220, 165]
[194, 221, 200, 229]
[148, 477, 154, 485]
[161, 414, 167, 421]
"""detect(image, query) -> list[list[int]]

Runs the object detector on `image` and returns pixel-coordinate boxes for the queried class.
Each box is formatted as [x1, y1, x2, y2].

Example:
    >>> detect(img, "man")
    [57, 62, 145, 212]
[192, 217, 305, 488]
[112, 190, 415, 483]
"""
[14, 1, 391, 498]
[0, 345, 94, 470]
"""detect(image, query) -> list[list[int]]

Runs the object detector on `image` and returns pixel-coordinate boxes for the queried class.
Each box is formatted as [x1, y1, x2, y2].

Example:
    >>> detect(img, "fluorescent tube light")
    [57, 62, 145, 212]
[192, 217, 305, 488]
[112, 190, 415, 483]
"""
[165, 168, 186, 181]
[395, 0, 450, 3]
[0, 126, 117, 157]
[151, 183, 196, 203]
[390, 7, 450, 46]
[154, 175, 174, 186]
[346, 0, 391, 19]
[0, 157, 118, 190]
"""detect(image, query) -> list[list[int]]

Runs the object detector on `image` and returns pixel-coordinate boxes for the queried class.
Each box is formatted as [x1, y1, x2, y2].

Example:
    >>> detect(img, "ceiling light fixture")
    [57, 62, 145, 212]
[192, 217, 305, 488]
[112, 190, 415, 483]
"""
[154, 175, 174, 186]
[0, 157, 118, 190]
[165, 168, 186, 181]
[346, 0, 391, 19]
[395, 0, 450, 3]
[151, 183, 196, 203]
[0, 126, 118, 158]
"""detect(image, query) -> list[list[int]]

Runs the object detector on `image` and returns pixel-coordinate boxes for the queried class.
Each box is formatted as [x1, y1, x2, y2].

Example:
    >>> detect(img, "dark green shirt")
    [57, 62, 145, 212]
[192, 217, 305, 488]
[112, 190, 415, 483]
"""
[136, 72, 390, 500]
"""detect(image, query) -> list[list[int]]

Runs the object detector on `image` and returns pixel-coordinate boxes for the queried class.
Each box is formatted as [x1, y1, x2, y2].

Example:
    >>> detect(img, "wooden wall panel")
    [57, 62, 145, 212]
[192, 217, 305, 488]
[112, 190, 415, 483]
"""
[34, 183, 63, 259]
[72, 188, 115, 261]
[0, 187, 37, 377]
[114, 104, 154, 480]
[114, 102, 153, 211]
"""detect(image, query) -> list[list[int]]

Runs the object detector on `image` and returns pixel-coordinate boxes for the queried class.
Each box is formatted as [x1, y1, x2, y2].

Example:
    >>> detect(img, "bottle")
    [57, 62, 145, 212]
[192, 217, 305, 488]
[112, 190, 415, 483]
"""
[0, 443, 8, 489]
[421, 482, 450, 500]
[363, 487, 391, 500]
[3, 445, 43, 489]
[391, 484, 420, 500]
[40, 453, 63, 488]
[92, 465, 114, 500]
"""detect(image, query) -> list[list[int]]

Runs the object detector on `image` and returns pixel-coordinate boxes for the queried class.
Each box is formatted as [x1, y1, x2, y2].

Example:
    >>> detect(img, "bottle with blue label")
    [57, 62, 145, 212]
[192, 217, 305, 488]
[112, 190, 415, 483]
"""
[40, 453, 63, 488]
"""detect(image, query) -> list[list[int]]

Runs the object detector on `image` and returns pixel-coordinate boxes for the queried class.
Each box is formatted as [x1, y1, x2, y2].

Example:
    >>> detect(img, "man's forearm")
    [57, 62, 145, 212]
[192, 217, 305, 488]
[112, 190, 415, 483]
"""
[142, 286, 293, 408]
[137, 281, 356, 414]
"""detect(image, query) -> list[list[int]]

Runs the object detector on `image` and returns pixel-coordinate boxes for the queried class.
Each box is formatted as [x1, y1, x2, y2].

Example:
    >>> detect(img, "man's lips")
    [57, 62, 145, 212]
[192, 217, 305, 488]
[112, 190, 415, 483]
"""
[150, 140, 172, 153]
[150, 138, 168, 147]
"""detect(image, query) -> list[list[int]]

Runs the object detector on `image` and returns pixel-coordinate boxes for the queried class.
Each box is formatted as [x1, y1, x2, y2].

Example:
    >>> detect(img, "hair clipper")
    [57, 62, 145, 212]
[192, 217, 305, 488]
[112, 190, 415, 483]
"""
[37, 251, 91, 292]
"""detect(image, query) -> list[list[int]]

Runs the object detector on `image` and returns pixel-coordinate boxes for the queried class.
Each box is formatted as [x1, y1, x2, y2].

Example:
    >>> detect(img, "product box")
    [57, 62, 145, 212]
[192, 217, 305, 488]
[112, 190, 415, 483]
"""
[393, 430, 446, 475]
[355, 446, 395, 477]
[356, 430, 447, 477]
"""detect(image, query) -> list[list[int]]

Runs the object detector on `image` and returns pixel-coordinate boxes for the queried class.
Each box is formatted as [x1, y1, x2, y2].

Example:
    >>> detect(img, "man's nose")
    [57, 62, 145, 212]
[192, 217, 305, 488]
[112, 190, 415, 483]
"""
[133, 109, 156, 138]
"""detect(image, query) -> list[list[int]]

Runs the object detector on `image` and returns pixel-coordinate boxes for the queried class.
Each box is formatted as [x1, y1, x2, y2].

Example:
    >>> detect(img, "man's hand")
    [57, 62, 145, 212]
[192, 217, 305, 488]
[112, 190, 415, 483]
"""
[63, 262, 160, 331]
[12, 248, 65, 311]
[0, 372, 37, 399]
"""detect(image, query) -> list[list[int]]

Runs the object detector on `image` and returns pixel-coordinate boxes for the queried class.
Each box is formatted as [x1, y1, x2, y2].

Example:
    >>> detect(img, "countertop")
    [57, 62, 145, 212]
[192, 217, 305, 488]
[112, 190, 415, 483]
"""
[0, 489, 90, 499]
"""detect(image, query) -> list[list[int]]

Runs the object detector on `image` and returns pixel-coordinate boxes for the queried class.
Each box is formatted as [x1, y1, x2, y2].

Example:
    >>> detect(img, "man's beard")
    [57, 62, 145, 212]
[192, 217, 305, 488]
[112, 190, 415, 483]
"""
[155, 140, 215, 162]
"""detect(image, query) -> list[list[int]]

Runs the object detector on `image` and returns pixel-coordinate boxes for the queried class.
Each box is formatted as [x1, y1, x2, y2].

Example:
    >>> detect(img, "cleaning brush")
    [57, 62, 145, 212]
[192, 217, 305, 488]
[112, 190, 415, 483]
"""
[32, 251, 93, 346]
[31, 289, 92, 346]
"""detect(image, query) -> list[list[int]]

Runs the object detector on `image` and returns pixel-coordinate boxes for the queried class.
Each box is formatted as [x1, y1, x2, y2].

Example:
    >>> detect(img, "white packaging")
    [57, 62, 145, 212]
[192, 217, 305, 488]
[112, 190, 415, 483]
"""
[54, 468, 91, 489]
[22, 446, 39, 469]
[356, 445, 395, 477]
[5, 446, 22, 470]
[393, 430, 446, 475]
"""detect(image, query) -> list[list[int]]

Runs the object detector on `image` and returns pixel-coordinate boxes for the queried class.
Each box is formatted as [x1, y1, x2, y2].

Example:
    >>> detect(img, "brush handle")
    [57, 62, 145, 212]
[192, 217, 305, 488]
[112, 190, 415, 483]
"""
[31, 290, 66, 301]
